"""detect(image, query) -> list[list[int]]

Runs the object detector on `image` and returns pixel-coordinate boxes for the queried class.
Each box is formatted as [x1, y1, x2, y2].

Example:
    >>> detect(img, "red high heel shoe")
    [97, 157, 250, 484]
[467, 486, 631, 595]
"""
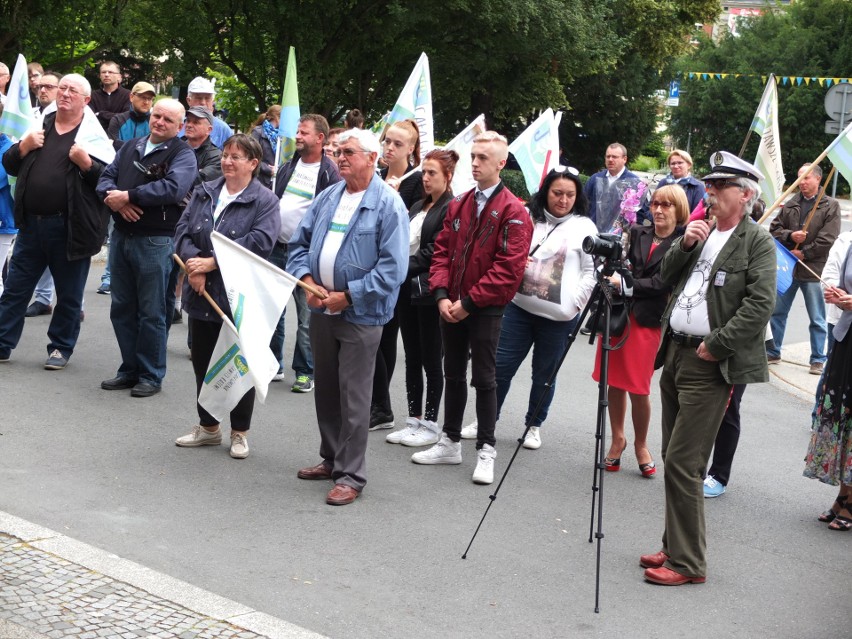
[604, 443, 627, 472]
[639, 461, 656, 478]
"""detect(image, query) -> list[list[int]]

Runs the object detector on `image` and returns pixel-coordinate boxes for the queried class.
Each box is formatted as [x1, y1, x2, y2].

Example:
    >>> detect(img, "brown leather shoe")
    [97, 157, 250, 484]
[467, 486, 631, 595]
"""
[644, 566, 705, 586]
[326, 484, 360, 506]
[297, 462, 332, 480]
[639, 550, 669, 569]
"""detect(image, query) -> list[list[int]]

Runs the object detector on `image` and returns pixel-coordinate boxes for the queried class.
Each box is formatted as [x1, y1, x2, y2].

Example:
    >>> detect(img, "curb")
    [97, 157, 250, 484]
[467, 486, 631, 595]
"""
[0, 511, 326, 639]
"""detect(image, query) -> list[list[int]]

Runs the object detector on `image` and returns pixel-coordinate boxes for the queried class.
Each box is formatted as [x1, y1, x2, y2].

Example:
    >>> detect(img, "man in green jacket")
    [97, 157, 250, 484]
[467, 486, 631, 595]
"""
[640, 151, 776, 586]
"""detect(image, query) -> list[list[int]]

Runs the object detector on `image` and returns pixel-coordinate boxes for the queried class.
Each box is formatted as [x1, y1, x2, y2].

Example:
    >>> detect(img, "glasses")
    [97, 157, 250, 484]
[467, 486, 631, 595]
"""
[221, 154, 249, 162]
[57, 85, 84, 96]
[549, 165, 579, 177]
[132, 93, 155, 101]
[669, 161, 686, 167]
[100, 70, 119, 75]
[333, 148, 371, 158]
[37, 84, 58, 91]
[704, 179, 742, 190]
[650, 200, 675, 210]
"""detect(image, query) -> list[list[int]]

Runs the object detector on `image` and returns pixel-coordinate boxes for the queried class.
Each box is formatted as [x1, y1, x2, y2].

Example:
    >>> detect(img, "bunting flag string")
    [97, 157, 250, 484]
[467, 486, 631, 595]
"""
[684, 71, 851, 87]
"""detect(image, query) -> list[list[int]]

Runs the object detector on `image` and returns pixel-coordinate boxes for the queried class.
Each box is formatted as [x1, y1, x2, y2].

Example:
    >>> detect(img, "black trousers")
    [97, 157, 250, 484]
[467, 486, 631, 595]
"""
[440, 313, 502, 449]
[398, 299, 443, 422]
[707, 383, 747, 485]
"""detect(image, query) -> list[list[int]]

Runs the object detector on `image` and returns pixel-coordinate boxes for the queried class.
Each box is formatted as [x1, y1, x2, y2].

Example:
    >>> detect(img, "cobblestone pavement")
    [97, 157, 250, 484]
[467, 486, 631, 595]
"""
[0, 533, 265, 639]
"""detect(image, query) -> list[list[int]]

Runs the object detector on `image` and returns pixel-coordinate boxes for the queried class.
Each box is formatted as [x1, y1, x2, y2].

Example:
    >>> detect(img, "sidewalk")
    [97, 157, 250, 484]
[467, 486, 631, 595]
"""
[768, 340, 822, 403]
[0, 512, 324, 639]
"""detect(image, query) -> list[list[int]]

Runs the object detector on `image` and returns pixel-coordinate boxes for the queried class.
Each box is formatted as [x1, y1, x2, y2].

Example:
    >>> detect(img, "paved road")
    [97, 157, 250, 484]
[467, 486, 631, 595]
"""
[1, 263, 849, 638]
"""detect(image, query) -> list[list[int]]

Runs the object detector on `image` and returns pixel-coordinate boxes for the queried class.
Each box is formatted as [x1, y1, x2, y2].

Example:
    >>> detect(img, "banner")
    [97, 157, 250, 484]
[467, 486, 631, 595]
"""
[508, 108, 561, 196]
[774, 239, 797, 295]
[198, 232, 298, 420]
[444, 114, 487, 195]
[0, 54, 35, 140]
[387, 52, 434, 155]
[276, 46, 300, 167]
[826, 121, 852, 184]
[40, 102, 115, 164]
[751, 75, 784, 206]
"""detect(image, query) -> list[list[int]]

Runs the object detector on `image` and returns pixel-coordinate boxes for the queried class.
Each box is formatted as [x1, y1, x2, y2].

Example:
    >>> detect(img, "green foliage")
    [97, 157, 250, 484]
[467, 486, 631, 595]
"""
[501, 170, 531, 202]
[670, 0, 852, 190]
[206, 68, 262, 131]
[642, 133, 667, 163]
[630, 155, 661, 172]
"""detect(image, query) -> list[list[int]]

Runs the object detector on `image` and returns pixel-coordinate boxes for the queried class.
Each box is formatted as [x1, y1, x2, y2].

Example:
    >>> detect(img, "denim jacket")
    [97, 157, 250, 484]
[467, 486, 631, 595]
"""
[287, 174, 408, 326]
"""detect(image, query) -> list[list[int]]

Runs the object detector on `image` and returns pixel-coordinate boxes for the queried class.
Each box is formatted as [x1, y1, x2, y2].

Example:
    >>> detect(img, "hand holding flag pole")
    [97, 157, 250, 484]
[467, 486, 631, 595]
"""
[172, 253, 327, 304]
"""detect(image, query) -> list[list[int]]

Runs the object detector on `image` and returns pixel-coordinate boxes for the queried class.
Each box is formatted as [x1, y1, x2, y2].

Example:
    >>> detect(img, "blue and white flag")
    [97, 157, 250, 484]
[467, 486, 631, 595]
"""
[387, 52, 434, 155]
[198, 232, 298, 420]
[508, 108, 561, 196]
[0, 54, 35, 140]
[750, 75, 784, 206]
[775, 239, 797, 295]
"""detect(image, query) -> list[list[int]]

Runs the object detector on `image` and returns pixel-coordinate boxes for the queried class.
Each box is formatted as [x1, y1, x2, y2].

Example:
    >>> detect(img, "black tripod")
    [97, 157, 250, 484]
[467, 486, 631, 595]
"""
[461, 258, 630, 613]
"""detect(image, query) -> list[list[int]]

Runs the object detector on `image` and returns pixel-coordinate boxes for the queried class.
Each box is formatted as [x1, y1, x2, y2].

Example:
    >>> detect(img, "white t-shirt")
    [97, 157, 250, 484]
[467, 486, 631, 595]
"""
[669, 227, 735, 336]
[213, 185, 245, 224]
[278, 159, 321, 243]
[318, 189, 365, 295]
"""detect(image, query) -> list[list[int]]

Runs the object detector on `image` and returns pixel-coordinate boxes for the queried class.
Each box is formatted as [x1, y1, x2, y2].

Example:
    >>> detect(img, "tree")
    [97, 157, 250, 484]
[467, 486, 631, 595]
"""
[670, 0, 852, 188]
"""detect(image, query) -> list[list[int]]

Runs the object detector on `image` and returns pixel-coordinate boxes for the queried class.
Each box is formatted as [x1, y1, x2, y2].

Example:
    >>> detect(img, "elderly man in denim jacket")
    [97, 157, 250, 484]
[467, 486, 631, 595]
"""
[287, 128, 408, 506]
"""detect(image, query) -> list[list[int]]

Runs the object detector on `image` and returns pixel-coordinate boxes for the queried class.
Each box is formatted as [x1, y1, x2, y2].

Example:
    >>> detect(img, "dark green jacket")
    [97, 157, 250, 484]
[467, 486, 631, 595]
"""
[654, 214, 776, 384]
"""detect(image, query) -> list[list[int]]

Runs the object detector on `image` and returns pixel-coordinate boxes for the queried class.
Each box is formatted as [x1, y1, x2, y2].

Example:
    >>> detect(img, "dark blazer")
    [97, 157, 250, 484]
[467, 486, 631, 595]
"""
[408, 190, 452, 305]
[627, 224, 684, 327]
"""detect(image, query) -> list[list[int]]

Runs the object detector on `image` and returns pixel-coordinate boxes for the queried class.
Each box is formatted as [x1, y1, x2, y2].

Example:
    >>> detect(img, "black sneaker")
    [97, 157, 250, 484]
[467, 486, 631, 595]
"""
[172, 306, 183, 324]
[369, 408, 395, 431]
[44, 349, 68, 370]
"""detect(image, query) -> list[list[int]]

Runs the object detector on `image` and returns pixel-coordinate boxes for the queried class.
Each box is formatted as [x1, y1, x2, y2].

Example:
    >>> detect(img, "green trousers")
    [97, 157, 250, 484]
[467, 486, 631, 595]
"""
[658, 340, 732, 577]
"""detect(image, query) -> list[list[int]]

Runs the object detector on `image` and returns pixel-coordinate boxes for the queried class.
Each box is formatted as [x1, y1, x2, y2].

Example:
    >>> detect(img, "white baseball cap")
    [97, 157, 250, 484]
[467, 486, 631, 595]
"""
[187, 76, 216, 95]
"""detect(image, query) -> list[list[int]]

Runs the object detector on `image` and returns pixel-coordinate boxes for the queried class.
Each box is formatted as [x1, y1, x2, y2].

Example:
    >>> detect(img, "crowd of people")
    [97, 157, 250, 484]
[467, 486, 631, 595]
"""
[0, 60, 850, 585]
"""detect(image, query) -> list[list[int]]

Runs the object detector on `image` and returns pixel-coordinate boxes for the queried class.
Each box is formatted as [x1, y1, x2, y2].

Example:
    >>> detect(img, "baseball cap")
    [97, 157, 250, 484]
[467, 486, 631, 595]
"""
[187, 76, 215, 95]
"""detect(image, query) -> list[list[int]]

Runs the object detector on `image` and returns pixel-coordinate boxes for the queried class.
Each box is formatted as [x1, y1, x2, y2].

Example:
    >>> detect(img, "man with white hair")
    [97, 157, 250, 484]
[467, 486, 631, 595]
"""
[289, 128, 408, 506]
[640, 151, 776, 586]
[97, 98, 197, 397]
[0, 74, 109, 369]
[0, 63, 11, 103]
[186, 76, 233, 149]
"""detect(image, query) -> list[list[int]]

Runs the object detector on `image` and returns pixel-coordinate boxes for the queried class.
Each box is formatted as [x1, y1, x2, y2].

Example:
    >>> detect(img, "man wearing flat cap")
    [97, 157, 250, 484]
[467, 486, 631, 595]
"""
[639, 151, 776, 586]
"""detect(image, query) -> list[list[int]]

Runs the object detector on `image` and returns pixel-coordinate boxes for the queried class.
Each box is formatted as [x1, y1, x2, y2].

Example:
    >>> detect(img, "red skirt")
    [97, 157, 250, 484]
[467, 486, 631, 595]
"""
[591, 312, 661, 395]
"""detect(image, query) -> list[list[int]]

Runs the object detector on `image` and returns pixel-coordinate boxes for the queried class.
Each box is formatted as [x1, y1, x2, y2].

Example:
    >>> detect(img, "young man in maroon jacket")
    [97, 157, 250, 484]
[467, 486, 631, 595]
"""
[412, 131, 532, 484]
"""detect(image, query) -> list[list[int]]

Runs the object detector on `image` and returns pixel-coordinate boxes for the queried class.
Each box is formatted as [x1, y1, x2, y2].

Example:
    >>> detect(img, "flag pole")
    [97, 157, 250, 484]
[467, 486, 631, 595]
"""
[173, 253, 327, 303]
[757, 142, 839, 224]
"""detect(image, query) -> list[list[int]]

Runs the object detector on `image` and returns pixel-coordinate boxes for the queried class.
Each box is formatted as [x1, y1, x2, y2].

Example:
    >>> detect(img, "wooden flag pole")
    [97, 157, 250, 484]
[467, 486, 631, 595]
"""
[794, 166, 836, 250]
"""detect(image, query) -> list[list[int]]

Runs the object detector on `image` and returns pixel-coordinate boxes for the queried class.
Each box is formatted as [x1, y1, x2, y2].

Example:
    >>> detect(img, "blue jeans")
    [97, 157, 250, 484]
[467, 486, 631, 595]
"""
[101, 217, 114, 286]
[0, 215, 89, 358]
[269, 243, 313, 376]
[108, 229, 173, 385]
[768, 279, 827, 364]
[495, 302, 579, 427]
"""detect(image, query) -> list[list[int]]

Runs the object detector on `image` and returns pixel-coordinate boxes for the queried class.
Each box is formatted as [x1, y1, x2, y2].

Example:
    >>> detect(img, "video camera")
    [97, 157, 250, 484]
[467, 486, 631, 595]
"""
[582, 233, 622, 263]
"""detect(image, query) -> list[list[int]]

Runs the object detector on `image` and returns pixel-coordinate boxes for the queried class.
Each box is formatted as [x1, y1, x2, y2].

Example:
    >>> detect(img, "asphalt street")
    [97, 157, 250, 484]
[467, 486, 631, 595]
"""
[0, 261, 849, 639]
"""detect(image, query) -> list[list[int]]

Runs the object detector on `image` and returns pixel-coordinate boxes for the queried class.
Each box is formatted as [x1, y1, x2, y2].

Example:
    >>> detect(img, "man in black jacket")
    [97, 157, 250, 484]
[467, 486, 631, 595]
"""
[0, 74, 109, 369]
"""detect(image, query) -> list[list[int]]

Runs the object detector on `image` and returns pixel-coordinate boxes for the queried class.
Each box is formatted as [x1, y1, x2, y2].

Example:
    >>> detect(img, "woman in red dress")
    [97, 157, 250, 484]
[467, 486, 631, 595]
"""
[592, 184, 689, 477]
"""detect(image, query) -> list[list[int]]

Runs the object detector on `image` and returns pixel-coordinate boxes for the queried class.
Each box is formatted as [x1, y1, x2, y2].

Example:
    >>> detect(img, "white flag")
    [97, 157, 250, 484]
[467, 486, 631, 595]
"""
[508, 108, 561, 196]
[387, 52, 434, 155]
[444, 114, 487, 195]
[39, 103, 116, 165]
[751, 75, 784, 205]
[198, 232, 297, 420]
[0, 54, 35, 140]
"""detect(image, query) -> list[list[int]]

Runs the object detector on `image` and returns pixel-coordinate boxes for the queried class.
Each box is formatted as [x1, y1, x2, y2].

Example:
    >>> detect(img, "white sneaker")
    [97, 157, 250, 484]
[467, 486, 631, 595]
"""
[411, 434, 462, 465]
[386, 417, 421, 444]
[460, 420, 478, 439]
[230, 432, 249, 459]
[175, 425, 222, 447]
[522, 426, 541, 450]
[272, 370, 286, 382]
[401, 419, 441, 447]
[472, 444, 496, 484]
